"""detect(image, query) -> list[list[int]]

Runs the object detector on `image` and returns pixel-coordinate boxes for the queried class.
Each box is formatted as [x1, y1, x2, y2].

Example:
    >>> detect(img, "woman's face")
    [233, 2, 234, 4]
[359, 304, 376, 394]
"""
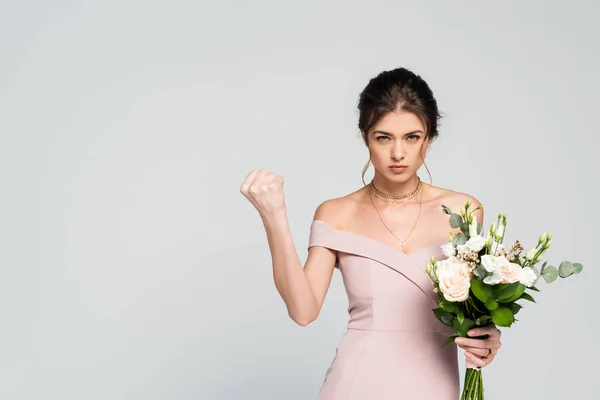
[365, 110, 430, 184]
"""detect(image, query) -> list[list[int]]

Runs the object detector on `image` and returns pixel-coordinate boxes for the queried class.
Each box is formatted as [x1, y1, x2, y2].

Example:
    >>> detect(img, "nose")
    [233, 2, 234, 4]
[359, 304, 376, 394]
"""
[391, 141, 405, 161]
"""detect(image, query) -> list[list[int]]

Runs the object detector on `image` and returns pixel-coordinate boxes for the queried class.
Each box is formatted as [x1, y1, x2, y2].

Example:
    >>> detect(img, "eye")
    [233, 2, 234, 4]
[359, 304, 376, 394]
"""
[375, 136, 391, 141]
[407, 135, 421, 141]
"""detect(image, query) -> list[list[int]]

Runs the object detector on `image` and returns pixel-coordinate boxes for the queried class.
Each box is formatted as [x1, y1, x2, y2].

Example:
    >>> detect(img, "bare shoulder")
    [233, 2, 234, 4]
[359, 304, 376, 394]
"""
[427, 185, 484, 222]
[313, 188, 367, 229]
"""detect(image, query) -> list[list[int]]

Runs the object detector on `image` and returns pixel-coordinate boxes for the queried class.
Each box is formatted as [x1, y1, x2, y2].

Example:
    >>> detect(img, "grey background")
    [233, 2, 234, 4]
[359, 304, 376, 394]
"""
[1, 0, 598, 399]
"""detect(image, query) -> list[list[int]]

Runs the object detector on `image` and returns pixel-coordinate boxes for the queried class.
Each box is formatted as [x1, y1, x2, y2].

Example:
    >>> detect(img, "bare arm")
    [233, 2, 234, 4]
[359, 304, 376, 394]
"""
[241, 169, 336, 326]
[260, 207, 335, 325]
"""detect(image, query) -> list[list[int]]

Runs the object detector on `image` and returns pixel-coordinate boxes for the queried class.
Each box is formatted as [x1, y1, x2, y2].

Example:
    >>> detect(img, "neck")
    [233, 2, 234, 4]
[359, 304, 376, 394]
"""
[371, 174, 420, 197]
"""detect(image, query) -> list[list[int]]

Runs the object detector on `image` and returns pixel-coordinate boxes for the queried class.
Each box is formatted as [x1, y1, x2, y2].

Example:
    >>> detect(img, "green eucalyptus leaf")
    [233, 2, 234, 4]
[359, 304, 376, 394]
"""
[541, 265, 558, 283]
[450, 213, 463, 229]
[441, 205, 452, 215]
[558, 261, 574, 278]
[491, 306, 514, 327]
[573, 263, 583, 274]
[461, 222, 470, 236]
[455, 233, 468, 246]
[540, 261, 548, 272]
[474, 265, 487, 278]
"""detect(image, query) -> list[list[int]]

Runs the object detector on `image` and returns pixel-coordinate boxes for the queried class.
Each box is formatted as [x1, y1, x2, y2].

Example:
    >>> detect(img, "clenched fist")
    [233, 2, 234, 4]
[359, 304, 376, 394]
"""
[240, 169, 286, 217]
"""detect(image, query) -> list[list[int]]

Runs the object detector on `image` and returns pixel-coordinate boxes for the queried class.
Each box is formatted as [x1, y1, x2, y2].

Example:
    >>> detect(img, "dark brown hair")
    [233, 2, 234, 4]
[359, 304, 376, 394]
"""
[358, 67, 441, 185]
[357, 67, 441, 143]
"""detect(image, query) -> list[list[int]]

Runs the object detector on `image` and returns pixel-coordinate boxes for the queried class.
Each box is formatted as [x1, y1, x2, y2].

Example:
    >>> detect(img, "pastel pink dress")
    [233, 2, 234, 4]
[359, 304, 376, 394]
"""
[309, 220, 459, 400]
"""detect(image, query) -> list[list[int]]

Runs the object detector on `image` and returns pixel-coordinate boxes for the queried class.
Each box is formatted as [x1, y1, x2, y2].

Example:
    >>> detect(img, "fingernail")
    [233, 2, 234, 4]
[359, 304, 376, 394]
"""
[468, 330, 475, 336]
[455, 338, 463, 344]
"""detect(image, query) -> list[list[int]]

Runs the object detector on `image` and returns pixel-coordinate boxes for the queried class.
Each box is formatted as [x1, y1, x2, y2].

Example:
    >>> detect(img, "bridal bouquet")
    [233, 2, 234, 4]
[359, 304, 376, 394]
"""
[425, 199, 583, 400]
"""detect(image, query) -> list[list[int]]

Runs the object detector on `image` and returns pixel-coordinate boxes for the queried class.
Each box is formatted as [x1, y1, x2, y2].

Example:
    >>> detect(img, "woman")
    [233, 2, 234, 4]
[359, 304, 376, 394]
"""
[240, 67, 502, 399]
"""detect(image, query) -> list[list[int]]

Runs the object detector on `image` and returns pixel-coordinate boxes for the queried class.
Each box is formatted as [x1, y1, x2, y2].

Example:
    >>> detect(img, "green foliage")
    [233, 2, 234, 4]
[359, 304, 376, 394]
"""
[453, 317, 477, 337]
[491, 306, 514, 327]
[433, 307, 454, 327]
[449, 213, 463, 229]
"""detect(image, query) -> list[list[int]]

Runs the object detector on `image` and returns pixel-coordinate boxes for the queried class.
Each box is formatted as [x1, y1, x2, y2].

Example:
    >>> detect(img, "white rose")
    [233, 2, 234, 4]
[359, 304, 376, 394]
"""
[481, 254, 510, 273]
[499, 262, 523, 284]
[436, 257, 471, 302]
[456, 244, 470, 256]
[465, 235, 486, 253]
[483, 260, 523, 285]
[483, 271, 503, 285]
[519, 266, 537, 287]
[469, 219, 479, 237]
[440, 242, 456, 257]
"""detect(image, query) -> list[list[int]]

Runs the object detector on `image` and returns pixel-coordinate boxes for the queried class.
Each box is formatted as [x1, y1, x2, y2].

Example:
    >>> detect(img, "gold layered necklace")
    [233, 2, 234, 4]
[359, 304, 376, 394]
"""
[369, 177, 421, 205]
[368, 177, 423, 251]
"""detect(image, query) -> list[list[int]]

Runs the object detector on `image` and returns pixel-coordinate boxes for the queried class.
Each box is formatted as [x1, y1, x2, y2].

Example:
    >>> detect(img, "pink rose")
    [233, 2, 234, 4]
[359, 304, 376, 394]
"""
[436, 256, 471, 302]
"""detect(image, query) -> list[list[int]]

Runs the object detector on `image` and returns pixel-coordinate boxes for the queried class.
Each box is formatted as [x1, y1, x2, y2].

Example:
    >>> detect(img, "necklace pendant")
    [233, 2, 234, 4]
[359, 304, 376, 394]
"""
[392, 200, 398, 206]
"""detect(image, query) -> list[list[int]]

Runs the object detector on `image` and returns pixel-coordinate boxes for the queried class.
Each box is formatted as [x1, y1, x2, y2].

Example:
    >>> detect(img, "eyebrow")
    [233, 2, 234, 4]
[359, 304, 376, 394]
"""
[372, 130, 424, 136]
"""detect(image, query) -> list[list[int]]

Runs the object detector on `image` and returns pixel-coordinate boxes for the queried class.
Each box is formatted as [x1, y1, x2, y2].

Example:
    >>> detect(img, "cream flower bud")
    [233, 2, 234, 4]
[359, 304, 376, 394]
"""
[543, 239, 552, 249]
[525, 246, 537, 261]
[539, 232, 548, 243]
[490, 222, 497, 236]
[495, 223, 505, 238]
[469, 218, 479, 237]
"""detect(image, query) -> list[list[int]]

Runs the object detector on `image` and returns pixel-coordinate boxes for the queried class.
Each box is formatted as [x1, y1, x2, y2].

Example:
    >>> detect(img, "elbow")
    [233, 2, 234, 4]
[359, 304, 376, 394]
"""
[294, 317, 315, 326]
[290, 309, 318, 326]
[293, 317, 315, 327]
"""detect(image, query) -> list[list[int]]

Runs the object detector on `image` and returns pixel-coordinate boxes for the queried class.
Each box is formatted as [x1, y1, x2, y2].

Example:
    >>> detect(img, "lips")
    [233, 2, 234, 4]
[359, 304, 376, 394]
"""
[389, 165, 408, 173]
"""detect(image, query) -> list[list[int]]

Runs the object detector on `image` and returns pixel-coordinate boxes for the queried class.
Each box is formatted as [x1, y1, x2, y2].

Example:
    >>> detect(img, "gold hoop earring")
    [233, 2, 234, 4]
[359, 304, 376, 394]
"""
[422, 160, 433, 185]
[361, 158, 371, 186]
[419, 149, 433, 186]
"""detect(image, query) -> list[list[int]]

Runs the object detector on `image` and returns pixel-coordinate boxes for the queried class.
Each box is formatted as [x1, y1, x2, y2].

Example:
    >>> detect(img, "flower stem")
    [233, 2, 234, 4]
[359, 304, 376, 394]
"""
[461, 368, 483, 400]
